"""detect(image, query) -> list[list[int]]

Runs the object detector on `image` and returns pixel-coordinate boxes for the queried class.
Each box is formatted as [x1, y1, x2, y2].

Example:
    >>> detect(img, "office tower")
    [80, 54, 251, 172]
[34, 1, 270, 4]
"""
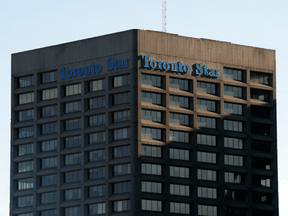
[10, 30, 278, 216]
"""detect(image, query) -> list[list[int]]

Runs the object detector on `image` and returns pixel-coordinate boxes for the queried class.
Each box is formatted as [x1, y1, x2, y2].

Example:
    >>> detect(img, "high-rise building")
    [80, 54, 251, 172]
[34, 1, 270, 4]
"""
[10, 30, 278, 216]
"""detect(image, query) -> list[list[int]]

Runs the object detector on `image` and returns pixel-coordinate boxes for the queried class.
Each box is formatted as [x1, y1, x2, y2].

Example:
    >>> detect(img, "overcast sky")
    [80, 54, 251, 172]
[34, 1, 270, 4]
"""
[1, 0, 287, 215]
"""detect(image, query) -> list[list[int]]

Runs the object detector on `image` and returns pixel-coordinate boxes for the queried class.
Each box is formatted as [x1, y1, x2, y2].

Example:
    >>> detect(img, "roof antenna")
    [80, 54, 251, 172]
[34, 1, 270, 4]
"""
[162, 0, 167, 32]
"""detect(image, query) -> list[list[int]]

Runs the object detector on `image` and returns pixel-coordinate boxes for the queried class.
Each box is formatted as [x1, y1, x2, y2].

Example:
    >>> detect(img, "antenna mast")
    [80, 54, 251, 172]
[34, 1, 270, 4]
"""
[162, 0, 167, 32]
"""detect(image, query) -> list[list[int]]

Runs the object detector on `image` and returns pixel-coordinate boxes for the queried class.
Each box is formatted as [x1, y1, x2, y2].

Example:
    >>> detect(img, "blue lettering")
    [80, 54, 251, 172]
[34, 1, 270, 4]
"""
[91, 63, 95, 74]
[118, 59, 124, 69]
[107, 58, 113, 71]
[66, 70, 72, 78]
[216, 69, 221, 77]
[95, 64, 101, 73]
[171, 62, 178, 72]
[124, 58, 129, 68]
[204, 65, 208, 76]
[151, 60, 157, 69]
[209, 68, 216, 77]
[114, 58, 118, 70]
[78, 67, 84, 76]
[196, 63, 203, 75]
[179, 61, 183, 72]
[184, 64, 190, 73]
[163, 61, 170, 70]
[142, 54, 151, 68]
[84, 66, 90, 75]
[158, 61, 163, 70]
[73, 69, 77, 77]
[60, 67, 67, 80]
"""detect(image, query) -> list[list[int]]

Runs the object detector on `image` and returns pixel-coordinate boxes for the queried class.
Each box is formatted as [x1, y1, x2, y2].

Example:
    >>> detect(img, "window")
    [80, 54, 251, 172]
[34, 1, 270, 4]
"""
[223, 68, 243, 81]
[198, 204, 217, 216]
[224, 120, 243, 132]
[41, 122, 57, 134]
[251, 122, 270, 135]
[41, 174, 57, 186]
[65, 153, 81, 165]
[64, 136, 81, 148]
[169, 113, 189, 125]
[170, 130, 189, 143]
[41, 157, 57, 169]
[170, 166, 189, 178]
[113, 200, 130, 212]
[88, 167, 105, 180]
[64, 206, 80, 216]
[141, 110, 161, 123]
[169, 77, 188, 91]
[113, 92, 130, 105]
[64, 188, 81, 200]
[113, 128, 130, 140]
[65, 118, 81, 131]
[41, 139, 57, 152]
[19, 92, 34, 105]
[40, 209, 57, 216]
[169, 148, 189, 161]
[42, 71, 57, 83]
[18, 143, 34, 156]
[88, 203, 105, 215]
[89, 185, 105, 197]
[142, 163, 162, 175]
[141, 127, 162, 140]
[18, 213, 33, 216]
[197, 99, 216, 112]
[18, 160, 33, 173]
[197, 134, 216, 146]
[42, 105, 57, 118]
[251, 105, 270, 118]
[252, 175, 271, 187]
[141, 181, 161, 194]
[42, 88, 57, 100]
[142, 199, 162, 212]
[170, 184, 189, 196]
[65, 83, 81, 96]
[225, 207, 245, 216]
[89, 96, 105, 109]
[197, 116, 216, 129]
[197, 81, 216, 94]
[89, 114, 105, 126]
[89, 79, 105, 91]
[142, 145, 161, 157]
[19, 75, 34, 88]
[224, 85, 243, 98]
[17, 195, 33, 207]
[225, 189, 246, 201]
[169, 95, 189, 108]
[18, 109, 34, 122]
[113, 163, 131, 176]
[224, 102, 243, 115]
[65, 101, 81, 113]
[250, 71, 270, 85]
[114, 74, 130, 87]
[89, 132, 105, 144]
[197, 152, 217, 164]
[251, 89, 270, 102]
[225, 172, 243, 184]
[65, 171, 81, 183]
[170, 202, 190, 214]
[142, 74, 161, 87]
[113, 110, 130, 123]
[141, 92, 161, 105]
[89, 149, 105, 162]
[251, 140, 270, 152]
[113, 182, 130, 194]
[113, 145, 130, 158]
[18, 178, 33, 190]
[224, 154, 243, 166]
[197, 169, 217, 181]
[198, 187, 217, 199]
[224, 137, 243, 149]
[41, 191, 56, 204]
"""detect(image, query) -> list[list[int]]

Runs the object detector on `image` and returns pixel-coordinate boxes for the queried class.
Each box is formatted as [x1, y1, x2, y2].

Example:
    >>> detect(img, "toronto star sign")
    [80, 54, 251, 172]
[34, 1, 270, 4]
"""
[58, 54, 220, 80]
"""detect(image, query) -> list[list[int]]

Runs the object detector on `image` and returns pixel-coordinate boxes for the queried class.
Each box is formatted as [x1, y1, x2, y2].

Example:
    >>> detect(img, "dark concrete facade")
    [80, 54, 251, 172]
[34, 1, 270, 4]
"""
[10, 29, 278, 216]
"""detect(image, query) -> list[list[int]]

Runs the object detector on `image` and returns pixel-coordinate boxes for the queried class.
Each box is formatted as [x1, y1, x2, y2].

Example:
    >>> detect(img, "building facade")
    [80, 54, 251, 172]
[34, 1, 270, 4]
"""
[10, 30, 278, 216]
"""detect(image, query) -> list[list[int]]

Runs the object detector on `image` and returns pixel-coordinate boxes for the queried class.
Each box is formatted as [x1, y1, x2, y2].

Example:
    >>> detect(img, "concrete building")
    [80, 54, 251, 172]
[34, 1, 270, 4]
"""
[10, 29, 278, 216]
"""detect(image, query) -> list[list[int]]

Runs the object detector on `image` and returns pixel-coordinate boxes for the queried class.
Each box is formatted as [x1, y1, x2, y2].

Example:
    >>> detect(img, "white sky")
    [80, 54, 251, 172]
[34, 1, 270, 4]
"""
[1, 0, 287, 215]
